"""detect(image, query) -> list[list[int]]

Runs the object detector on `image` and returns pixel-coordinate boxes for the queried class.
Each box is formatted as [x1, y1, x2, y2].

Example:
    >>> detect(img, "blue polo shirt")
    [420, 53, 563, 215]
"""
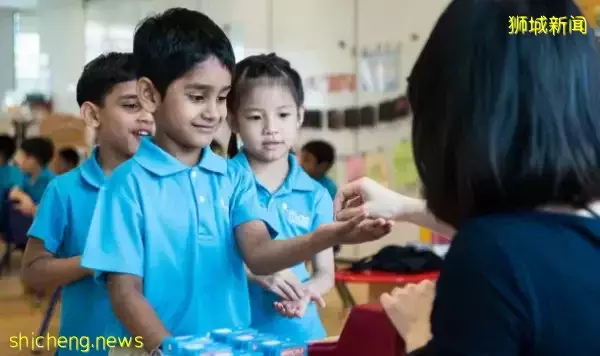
[230, 151, 332, 342]
[315, 175, 337, 200]
[22, 167, 54, 204]
[0, 164, 24, 229]
[81, 139, 277, 339]
[28, 149, 112, 356]
[427, 211, 600, 355]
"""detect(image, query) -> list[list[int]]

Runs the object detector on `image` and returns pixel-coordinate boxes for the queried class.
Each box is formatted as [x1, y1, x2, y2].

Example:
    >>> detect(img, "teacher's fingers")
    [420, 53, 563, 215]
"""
[336, 206, 365, 221]
[333, 180, 364, 214]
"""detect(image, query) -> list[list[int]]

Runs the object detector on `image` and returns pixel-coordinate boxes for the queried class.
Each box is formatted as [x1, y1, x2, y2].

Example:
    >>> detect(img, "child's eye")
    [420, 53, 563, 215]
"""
[247, 115, 262, 120]
[279, 113, 291, 119]
[218, 96, 227, 102]
[188, 94, 205, 102]
[122, 103, 140, 110]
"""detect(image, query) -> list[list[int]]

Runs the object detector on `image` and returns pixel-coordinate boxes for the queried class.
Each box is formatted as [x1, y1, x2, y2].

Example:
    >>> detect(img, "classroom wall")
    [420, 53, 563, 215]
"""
[0, 9, 15, 105]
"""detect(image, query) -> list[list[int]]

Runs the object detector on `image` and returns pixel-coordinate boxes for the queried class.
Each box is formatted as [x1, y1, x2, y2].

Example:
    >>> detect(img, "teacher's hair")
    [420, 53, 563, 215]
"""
[409, 0, 600, 228]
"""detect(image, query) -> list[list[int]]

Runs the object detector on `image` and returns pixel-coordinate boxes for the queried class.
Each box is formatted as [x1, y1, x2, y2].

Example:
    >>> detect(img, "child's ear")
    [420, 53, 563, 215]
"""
[81, 102, 100, 129]
[137, 77, 160, 114]
[297, 107, 305, 128]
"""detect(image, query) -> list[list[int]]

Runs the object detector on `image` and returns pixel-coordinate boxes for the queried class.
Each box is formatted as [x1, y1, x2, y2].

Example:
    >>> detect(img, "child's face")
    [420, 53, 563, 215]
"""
[93, 80, 154, 157]
[299, 150, 318, 176]
[55, 158, 75, 175]
[14, 150, 37, 174]
[144, 56, 231, 150]
[232, 85, 302, 162]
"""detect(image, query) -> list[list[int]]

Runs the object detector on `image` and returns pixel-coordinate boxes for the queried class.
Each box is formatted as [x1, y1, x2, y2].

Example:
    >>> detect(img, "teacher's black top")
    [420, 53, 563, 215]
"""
[422, 211, 600, 356]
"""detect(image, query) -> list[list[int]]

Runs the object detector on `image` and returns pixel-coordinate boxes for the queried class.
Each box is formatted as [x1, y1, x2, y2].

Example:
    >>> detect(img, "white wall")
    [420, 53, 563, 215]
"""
[0, 9, 15, 105]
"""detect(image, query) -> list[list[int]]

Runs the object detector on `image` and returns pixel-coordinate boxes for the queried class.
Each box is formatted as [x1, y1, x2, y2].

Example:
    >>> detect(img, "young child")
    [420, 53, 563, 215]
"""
[55, 147, 81, 174]
[80, 8, 391, 355]
[300, 140, 337, 199]
[21, 52, 153, 356]
[210, 139, 225, 157]
[0, 135, 24, 228]
[9, 137, 55, 216]
[226, 53, 334, 342]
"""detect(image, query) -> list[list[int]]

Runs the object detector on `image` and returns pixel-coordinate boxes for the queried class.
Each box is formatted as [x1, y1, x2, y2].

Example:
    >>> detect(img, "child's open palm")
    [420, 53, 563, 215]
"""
[273, 287, 326, 318]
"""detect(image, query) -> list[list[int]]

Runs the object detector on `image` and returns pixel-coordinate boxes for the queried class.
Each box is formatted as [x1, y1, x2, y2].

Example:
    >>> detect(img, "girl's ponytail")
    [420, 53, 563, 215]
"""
[227, 132, 239, 158]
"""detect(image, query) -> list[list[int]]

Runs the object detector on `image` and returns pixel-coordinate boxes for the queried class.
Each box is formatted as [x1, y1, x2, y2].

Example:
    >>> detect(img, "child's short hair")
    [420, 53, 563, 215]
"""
[58, 147, 80, 168]
[76, 52, 137, 107]
[0, 135, 16, 161]
[301, 140, 335, 167]
[409, 0, 600, 227]
[226, 53, 304, 157]
[133, 7, 235, 96]
[20, 137, 55, 167]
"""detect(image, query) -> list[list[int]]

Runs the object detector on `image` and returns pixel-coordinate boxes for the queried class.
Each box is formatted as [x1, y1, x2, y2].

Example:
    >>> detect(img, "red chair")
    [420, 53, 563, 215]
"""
[309, 303, 406, 356]
[334, 269, 440, 308]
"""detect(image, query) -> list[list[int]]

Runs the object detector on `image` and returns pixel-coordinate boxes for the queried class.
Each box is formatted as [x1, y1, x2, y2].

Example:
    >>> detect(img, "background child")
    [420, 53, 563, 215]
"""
[55, 147, 81, 174]
[21, 52, 153, 356]
[80, 8, 390, 355]
[0, 135, 24, 230]
[210, 139, 225, 157]
[299, 140, 337, 199]
[227, 53, 334, 342]
[9, 137, 55, 216]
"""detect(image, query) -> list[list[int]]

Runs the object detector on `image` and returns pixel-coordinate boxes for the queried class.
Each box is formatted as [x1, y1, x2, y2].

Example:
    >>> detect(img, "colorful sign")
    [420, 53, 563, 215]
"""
[391, 140, 419, 191]
[364, 152, 390, 187]
[345, 155, 365, 183]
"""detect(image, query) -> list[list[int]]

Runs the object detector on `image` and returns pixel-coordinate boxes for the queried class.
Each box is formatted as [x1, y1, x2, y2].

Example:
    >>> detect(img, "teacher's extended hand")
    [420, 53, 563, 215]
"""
[334, 177, 424, 222]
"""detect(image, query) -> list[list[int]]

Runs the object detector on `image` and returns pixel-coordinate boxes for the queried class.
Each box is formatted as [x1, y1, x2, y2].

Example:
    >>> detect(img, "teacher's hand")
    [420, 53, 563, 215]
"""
[334, 177, 423, 222]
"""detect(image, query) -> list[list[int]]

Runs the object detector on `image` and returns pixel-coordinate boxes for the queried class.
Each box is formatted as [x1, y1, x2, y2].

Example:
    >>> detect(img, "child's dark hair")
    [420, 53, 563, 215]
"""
[301, 140, 335, 167]
[0, 135, 16, 162]
[58, 147, 80, 168]
[21, 137, 55, 167]
[76, 52, 137, 107]
[409, 0, 600, 228]
[133, 8, 235, 97]
[227, 53, 304, 158]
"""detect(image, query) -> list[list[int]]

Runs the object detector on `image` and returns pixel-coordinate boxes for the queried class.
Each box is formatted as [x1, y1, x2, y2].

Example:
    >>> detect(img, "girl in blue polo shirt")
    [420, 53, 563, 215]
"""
[227, 53, 334, 342]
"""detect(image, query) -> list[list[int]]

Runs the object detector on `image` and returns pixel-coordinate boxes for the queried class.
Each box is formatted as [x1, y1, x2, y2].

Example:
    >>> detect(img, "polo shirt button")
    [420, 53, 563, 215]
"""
[199, 196, 205, 203]
[191, 170, 197, 178]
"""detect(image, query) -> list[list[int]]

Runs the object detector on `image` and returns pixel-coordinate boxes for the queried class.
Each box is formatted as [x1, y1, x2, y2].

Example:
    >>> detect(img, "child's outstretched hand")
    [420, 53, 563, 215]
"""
[315, 212, 394, 245]
[273, 287, 326, 318]
[254, 269, 305, 301]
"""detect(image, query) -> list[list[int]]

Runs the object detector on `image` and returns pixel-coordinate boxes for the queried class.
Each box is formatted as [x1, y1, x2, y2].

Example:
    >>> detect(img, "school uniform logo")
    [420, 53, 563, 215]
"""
[281, 202, 310, 229]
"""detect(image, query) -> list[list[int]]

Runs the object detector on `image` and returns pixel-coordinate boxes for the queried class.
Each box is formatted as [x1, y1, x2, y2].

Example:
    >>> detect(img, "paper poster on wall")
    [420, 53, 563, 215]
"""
[391, 140, 419, 191]
[365, 153, 390, 187]
[359, 47, 400, 93]
[345, 155, 365, 183]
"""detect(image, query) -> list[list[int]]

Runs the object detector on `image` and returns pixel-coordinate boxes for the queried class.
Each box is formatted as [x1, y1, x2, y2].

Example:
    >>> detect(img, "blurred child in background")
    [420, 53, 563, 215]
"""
[300, 140, 337, 199]
[0, 135, 23, 230]
[55, 147, 81, 174]
[227, 53, 334, 342]
[9, 137, 55, 216]
[210, 140, 225, 157]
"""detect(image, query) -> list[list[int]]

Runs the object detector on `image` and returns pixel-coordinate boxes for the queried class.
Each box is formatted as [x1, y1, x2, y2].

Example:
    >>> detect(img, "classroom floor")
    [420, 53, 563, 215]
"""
[0, 246, 371, 356]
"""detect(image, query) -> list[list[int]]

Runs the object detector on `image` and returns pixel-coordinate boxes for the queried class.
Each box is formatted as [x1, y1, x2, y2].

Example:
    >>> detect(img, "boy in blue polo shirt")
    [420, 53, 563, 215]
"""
[80, 8, 391, 355]
[9, 137, 55, 216]
[21, 52, 153, 356]
[0, 135, 24, 229]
